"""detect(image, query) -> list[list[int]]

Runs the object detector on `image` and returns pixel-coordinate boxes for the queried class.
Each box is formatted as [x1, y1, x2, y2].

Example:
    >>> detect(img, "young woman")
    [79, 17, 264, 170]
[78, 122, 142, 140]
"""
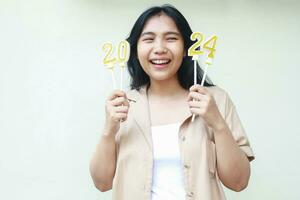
[90, 5, 254, 200]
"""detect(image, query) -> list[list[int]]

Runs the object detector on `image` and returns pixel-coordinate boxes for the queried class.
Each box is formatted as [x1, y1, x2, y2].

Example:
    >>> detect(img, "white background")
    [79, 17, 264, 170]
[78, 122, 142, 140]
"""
[0, 0, 299, 199]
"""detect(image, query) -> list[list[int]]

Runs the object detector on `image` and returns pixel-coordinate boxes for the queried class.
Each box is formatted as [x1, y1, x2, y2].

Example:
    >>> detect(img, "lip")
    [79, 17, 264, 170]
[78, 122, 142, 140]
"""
[152, 63, 168, 69]
[149, 58, 171, 69]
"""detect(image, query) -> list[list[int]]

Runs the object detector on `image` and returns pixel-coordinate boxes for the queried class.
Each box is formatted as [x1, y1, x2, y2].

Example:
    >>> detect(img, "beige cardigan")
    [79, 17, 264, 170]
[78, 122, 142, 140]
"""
[112, 86, 254, 200]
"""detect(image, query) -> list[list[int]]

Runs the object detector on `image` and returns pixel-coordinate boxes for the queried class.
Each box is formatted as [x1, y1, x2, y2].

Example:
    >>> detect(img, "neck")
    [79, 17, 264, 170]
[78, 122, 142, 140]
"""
[147, 76, 186, 98]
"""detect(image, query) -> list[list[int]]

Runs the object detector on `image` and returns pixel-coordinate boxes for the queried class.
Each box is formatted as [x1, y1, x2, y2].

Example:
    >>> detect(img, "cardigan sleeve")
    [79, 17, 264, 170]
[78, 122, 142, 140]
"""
[224, 91, 255, 162]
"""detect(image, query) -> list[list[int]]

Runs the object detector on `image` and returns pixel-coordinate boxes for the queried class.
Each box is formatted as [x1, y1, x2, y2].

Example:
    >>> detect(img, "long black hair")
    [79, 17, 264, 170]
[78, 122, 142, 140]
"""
[126, 4, 215, 90]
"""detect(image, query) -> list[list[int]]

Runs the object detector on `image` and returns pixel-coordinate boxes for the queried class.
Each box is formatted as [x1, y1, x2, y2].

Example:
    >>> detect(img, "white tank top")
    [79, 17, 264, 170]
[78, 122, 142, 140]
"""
[151, 123, 186, 200]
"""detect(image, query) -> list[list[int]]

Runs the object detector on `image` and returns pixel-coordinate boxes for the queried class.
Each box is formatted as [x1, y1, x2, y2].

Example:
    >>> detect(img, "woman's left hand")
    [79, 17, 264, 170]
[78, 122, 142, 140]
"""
[188, 84, 226, 131]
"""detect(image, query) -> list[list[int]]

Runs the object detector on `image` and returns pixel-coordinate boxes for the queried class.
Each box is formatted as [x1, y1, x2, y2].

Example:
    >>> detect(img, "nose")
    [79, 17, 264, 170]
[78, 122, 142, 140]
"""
[153, 40, 167, 54]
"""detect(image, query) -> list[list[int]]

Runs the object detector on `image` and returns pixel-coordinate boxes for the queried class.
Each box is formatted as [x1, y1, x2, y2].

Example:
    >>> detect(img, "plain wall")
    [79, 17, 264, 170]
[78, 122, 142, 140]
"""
[0, 0, 299, 199]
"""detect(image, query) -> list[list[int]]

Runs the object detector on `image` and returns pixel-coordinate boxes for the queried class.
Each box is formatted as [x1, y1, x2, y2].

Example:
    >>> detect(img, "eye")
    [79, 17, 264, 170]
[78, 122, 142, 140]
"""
[167, 37, 178, 41]
[142, 37, 154, 42]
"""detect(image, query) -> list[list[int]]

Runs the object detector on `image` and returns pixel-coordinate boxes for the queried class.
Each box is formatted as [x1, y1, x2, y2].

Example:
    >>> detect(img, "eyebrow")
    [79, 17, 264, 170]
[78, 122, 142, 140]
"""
[140, 31, 181, 37]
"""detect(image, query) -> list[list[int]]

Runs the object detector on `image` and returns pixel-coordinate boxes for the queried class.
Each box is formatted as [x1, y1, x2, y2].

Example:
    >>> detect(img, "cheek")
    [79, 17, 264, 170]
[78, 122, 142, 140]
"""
[136, 45, 149, 73]
[173, 50, 184, 63]
[137, 45, 149, 62]
[170, 43, 184, 57]
[136, 44, 142, 59]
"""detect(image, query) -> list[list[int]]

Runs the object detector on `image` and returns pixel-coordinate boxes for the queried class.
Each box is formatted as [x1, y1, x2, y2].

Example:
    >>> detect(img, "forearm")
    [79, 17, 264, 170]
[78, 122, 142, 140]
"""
[89, 130, 117, 191]
[213, 120, 250, 192]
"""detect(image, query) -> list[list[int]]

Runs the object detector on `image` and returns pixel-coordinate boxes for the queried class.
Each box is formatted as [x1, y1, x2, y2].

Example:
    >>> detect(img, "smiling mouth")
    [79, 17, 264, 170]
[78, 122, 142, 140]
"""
[150, 59, 171, 65]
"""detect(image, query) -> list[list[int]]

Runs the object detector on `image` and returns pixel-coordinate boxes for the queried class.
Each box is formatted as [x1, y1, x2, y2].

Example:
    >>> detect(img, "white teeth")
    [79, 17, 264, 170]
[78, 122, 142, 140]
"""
[151, 59, 170, 64]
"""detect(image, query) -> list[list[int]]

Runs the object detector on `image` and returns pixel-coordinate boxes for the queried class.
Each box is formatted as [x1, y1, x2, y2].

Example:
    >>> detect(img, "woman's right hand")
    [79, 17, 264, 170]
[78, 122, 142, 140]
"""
[104, 90, 129, 136]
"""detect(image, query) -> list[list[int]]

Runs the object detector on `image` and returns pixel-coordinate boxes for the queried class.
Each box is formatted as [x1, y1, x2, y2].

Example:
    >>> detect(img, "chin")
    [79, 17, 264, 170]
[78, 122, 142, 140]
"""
[150, 73, 174, 82]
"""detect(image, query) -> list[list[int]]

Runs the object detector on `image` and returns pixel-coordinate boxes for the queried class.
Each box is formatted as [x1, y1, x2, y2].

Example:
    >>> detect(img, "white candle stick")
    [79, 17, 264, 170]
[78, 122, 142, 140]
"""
[191, 55, 212, 122]
[120, 68, 124, 91]
[118, 40, 130, 123]
[194, 57, 197, 85]
[118, 40, 130, 91]
[110, 68, 117, 89]
[191, 55, 199, 122]
[201, 64, 208, 86]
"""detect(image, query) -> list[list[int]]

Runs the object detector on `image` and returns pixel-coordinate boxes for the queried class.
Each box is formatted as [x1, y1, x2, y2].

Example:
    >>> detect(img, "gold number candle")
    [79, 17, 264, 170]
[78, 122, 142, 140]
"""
[102, 42, 117, 89]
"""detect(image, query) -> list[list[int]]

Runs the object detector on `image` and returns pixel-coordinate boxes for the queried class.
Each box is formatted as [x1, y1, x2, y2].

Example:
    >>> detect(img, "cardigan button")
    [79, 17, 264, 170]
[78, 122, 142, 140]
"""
[184, 164, 190, 169]
[182, 136, 186, 141]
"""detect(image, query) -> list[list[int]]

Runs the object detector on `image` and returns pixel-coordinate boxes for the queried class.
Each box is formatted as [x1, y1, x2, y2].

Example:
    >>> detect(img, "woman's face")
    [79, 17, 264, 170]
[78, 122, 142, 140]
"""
[137, 13, 185, 82]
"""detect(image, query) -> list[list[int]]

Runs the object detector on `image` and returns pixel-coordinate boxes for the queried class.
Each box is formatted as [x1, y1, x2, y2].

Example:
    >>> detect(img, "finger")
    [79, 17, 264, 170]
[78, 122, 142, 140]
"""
[190, 107, 205, 115]
[188, 91, 206, 101]
[115, 105, 129, 113]
[112, 112, 127, 121]
[107, 90, 127, 101]
[110, 97, 129, 106]
[122, 100, 130, 107]
[189, 84, 207, 94]
[188, 100, 206, 108]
